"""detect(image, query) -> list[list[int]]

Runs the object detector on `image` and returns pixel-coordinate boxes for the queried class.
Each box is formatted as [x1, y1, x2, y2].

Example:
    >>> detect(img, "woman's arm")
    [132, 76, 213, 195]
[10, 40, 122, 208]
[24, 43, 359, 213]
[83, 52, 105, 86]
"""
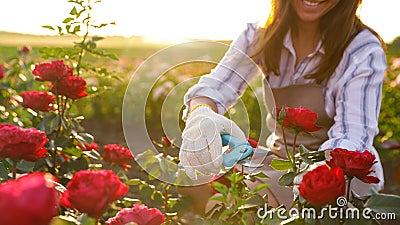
[320, 38, 387, 151]
[183, 23, 261, 120]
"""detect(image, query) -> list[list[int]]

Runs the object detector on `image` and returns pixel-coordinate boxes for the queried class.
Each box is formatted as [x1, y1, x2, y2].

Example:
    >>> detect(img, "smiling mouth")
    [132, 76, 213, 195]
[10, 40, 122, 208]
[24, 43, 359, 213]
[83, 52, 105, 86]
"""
[302, 0, 325, 7]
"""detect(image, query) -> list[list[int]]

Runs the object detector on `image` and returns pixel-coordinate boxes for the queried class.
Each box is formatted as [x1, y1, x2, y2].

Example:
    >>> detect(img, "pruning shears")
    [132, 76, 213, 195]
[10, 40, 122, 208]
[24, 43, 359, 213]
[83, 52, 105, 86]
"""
[221, 134, 271, 168]
[178, 134, 272, 170]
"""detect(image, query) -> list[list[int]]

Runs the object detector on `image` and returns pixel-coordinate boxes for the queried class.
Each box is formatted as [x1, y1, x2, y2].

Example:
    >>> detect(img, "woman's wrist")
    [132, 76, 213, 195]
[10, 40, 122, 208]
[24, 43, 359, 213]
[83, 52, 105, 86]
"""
[186, 104, 213, 120]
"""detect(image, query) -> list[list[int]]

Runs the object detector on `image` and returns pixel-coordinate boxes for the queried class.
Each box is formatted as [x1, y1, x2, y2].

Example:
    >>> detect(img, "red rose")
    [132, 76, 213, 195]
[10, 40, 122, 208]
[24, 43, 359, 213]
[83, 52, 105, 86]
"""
[0, 172, 59, 225]
[78, 141, 98, 152]
[20, 91, 55, 112]
[327, 148, 380, 184]
[299, 165, 346, 206]
[281, 106, 322, 133]
[33, 60, 73, 82]
[106, 204, 165, 225]
[103, 144, 134, 169]
[0, 124, 48, 161]
[246, 137, 259, 148]
[0, 64, 4, 79]
[60, 170, 129, 218]
[19, 46, 31, 54]
[52, 75, 88, 100]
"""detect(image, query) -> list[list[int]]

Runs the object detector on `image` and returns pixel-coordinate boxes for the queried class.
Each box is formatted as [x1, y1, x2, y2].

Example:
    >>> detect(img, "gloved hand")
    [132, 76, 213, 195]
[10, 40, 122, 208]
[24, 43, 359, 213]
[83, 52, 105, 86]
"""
[179, 105, 246, 179]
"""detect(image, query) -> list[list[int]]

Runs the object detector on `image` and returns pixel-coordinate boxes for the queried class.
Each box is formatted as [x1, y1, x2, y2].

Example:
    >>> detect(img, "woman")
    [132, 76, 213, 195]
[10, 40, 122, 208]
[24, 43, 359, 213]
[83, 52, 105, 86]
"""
[178, 0, 386, 213]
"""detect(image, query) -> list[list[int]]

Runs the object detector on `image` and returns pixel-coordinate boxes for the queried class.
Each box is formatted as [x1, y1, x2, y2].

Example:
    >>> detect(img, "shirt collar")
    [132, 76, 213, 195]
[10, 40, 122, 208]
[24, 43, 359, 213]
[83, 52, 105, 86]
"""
[283, 30, 325, 56]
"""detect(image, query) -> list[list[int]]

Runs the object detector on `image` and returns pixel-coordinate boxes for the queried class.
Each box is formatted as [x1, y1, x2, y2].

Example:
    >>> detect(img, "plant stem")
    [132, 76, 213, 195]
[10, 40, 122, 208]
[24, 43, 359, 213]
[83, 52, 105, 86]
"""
[281, 125, 295, 171]
[12, 160, 17, 179]
[346, 177, 353, 202]
[76, 0, 92, 76]
[293, 132, 299, 173]
[241, 164, 244, 177]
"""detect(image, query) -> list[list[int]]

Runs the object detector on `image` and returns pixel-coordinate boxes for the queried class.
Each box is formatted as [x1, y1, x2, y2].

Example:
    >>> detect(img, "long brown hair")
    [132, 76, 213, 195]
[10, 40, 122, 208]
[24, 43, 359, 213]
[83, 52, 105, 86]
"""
[251, 0, 385, 84]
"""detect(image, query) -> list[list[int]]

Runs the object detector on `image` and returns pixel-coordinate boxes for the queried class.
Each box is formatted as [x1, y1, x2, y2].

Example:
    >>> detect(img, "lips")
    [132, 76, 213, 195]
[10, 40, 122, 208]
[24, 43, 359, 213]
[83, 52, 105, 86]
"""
[302, 0, 325, 7]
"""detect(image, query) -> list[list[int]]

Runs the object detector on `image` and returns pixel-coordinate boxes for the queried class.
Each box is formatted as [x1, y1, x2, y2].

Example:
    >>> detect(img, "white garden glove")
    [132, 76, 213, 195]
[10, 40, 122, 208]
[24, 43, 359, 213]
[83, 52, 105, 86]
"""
[180, 105, 246, 179]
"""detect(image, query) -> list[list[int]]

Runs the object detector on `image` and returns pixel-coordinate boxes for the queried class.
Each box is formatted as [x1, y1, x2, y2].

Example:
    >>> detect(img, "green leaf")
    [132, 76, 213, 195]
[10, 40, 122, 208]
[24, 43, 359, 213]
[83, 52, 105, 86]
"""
[139, 183, 154, 197]
[16, 160, 35, 172]
[125, 179, 141, 186]
[254, 172, 269, 179]
[151, 191, 163, 203]
[106, 53, 119, 60]
[92, 36, 104, 42]
[209, 195, 227, 203]
[73, 25, 80, 33]
[49, 215, 79, 225]
[62, 17, 74, 23]
[77, 214, 96, 225]
[270, 159, 293, 171]
[69, 6, 78, 15]
[42, 25, 55, 30]
[69, 157, 89, 171]
[238, 195, 265, 209]
[278, 172, 295, 186]
[211, 181, 229, 196]
[63, 147, 83, 158]
[298, 145, 310, 154]
[0, 162, 8, 180]
[74, 132, 94, 145]
[253, 183, 271, 193]
[365, 193, 400, 217]
[301, 155, 314, 165]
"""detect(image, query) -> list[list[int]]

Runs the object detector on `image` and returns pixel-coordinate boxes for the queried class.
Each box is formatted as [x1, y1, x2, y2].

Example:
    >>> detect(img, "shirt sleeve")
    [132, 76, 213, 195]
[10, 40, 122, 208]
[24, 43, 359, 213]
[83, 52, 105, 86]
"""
[319, 40, 386, 151]
[183, 23, 261, 119]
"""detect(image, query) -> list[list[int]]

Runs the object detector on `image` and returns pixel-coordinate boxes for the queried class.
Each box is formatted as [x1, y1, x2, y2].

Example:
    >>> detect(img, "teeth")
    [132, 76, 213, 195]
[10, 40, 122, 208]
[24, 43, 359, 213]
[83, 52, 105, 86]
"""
[303, 0, 320, 6]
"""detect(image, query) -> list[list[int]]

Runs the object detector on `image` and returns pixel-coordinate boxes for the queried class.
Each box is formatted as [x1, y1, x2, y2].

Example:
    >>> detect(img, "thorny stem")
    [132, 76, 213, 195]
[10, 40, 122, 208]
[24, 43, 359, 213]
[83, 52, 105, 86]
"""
[281, 125, 295, 171]
[293, 132, 299, 173]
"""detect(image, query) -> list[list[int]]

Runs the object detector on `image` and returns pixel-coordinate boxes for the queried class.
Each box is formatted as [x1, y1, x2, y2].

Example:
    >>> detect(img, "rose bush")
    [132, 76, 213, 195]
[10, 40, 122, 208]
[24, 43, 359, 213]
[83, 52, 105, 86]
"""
[1, 1, 399, 224]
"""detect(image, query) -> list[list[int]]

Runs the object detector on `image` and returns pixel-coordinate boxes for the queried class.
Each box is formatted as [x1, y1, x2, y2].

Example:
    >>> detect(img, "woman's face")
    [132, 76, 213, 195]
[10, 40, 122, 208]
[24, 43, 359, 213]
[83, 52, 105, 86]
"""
[290, 0, 340, 23]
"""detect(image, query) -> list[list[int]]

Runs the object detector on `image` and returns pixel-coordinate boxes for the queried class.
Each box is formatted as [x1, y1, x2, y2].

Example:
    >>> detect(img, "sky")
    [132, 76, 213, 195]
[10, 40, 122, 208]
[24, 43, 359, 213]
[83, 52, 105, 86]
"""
[1, 0, 399, 43]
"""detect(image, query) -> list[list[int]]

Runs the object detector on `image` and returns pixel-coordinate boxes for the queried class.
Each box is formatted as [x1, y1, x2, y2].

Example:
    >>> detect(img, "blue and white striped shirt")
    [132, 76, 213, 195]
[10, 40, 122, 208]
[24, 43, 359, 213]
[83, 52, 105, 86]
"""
[184, 23, 386, 187]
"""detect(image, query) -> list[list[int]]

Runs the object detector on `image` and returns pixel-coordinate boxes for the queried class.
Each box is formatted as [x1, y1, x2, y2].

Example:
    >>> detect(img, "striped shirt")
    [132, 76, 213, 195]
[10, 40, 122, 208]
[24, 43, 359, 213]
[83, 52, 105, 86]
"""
[184, 23, 386, 187]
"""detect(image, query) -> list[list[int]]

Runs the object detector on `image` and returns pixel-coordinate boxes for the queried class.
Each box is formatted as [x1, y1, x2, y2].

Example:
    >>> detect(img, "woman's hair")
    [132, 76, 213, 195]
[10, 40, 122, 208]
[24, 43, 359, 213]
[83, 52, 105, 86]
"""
[251, 0, 385, 84]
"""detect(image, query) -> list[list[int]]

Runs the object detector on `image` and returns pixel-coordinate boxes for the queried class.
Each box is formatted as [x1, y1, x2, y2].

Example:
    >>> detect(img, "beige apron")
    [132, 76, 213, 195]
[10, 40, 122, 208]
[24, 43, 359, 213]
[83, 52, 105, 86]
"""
[247, 83, 377, 207]
[245, 83, 333, 207]
[266, 84, 334, 158]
